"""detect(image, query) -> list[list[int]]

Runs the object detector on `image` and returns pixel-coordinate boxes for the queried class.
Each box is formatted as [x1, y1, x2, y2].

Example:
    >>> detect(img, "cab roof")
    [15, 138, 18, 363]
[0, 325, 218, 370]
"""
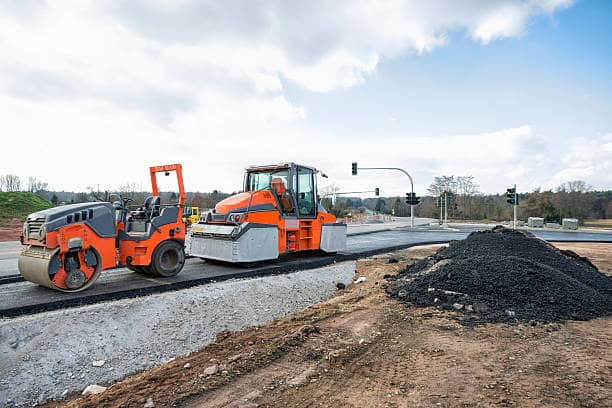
[245, 163, 318, 173]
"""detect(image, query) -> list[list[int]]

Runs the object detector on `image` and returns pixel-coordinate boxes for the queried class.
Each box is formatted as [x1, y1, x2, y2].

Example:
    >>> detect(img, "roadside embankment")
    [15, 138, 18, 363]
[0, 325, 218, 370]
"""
[0, 262, 355, 407]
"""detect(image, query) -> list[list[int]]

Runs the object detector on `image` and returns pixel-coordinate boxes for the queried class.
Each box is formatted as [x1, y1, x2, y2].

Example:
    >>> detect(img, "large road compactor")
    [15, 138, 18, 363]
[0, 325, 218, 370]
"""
[187, 163, 346, 263]
[18, 164, 187, 292]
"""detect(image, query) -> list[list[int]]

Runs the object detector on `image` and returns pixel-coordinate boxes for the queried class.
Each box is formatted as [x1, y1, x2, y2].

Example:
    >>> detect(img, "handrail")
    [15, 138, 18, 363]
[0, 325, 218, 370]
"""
[244, 186, 273, 221]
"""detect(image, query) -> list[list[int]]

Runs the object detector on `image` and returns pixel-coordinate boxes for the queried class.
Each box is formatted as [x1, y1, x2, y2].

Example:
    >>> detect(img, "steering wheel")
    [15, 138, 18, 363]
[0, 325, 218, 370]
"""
[121, 196, 134, 206]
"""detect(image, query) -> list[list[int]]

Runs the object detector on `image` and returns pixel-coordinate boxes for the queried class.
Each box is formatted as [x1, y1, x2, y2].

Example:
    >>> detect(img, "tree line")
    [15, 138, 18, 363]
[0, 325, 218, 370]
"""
[326, 176, 610, 222]
[2, 172, 610, 222]
[0, 174, 48, 193]
[355, 176, 610, 222]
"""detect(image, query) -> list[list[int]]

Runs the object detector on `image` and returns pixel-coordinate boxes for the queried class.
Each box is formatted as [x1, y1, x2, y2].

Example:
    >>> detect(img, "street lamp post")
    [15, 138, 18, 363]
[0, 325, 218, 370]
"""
[351, 165, 415, 228]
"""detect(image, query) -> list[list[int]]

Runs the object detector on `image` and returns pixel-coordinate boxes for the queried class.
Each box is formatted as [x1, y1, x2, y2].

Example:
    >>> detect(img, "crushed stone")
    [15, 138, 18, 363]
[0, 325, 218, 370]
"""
[0, 262, 355, 407]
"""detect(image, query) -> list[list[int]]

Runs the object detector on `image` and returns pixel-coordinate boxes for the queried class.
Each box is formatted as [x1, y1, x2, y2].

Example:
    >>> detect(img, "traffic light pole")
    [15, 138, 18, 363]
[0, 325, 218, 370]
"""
[444, 192, 448, 226]
[513, 183, 517, 230]
[355, 167, 415, 228]
[333, 190, 378, 195]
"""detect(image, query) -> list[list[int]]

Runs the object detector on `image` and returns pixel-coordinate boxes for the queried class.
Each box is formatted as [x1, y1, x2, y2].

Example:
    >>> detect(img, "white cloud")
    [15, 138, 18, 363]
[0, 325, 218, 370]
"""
[543, 134, 612, 190]
[0, 0, 587, 194]
[471, 0, 574, 44]
[471, 3, 531, 44]
[0, 0, 574, 98]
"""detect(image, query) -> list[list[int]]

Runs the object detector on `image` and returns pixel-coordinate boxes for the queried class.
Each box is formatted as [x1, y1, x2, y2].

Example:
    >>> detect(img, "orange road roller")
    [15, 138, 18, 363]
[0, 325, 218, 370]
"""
[187, 162, 347, 263]
[18, 164, 187, 292]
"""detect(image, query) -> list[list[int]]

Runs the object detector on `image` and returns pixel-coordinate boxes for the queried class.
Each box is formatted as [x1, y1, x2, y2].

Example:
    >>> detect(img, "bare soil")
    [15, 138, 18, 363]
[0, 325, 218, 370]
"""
[0, 218, 22, 242]
[47, 243, 612, 408]
[582, 219, 612, 230]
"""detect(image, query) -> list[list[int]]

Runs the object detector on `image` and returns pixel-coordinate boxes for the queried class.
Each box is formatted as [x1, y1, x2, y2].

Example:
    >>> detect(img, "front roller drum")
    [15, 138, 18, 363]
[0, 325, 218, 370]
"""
[18, 246, 102, 292]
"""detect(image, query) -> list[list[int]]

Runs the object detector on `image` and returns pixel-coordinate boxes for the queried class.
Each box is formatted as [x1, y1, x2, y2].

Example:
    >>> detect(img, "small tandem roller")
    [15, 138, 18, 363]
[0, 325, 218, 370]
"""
[18, 164, 188, 292]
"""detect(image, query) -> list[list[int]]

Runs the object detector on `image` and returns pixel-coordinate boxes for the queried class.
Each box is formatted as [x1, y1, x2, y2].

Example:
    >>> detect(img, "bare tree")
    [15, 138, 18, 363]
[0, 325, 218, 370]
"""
[27, 177, 48, 192]
[117, 182, 146, 204]
[427, 176, 456, 196]
[554, 180, 592, 221]
[428, 175, 481, 219]
[320, 182, 342, 197]
[319, 182, 341, 206]
[557, 180, 591, 193]
[0, 174, 22, 192]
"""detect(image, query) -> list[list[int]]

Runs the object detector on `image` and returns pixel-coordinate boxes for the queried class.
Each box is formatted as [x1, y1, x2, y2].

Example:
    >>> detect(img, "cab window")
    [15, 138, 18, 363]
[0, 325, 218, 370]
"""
[297, 167, 316, 217]
[247, 170, 289, 191]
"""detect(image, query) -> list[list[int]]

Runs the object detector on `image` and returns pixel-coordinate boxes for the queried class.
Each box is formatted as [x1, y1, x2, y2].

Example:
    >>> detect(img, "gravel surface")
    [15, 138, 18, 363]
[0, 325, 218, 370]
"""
[0, 262, 355, 407]
[387, 227, 612, 325]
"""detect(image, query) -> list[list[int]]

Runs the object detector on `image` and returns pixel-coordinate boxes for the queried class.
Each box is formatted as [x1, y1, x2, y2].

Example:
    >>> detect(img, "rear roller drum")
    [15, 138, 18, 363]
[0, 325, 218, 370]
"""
[148, 240, 185, 277]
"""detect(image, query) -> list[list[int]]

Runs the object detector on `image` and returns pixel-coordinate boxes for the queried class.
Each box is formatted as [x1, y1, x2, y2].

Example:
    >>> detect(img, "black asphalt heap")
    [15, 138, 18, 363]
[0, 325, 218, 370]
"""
[387, 227, 612, 325]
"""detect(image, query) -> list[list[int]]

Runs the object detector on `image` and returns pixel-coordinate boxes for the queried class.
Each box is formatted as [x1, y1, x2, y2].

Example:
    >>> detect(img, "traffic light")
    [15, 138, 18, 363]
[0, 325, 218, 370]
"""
[375, 187, 379, 196]
[405, 192, 420, 205]
[351, 162, 358, 175]
[506, 187, 517, 205]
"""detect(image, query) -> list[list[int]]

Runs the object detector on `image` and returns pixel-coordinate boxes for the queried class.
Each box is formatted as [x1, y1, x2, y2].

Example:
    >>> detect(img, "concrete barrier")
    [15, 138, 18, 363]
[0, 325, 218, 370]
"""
[562, 218, 578, 230]
[528, 217, 544, 228]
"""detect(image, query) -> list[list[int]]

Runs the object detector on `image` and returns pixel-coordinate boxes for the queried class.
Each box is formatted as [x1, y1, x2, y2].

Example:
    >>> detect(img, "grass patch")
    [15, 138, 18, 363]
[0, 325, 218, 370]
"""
[0, 192, 53, 225]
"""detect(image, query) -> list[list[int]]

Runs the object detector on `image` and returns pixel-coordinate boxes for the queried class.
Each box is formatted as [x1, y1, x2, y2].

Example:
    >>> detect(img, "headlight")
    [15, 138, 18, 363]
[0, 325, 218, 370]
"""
[39, 224, 46, 240]
[227, 213, 244, 224]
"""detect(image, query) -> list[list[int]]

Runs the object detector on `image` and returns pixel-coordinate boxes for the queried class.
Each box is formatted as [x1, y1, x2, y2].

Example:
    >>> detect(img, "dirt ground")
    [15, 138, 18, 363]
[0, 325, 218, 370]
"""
[47, 243, 612, 408]
[0, 219, 21, 242]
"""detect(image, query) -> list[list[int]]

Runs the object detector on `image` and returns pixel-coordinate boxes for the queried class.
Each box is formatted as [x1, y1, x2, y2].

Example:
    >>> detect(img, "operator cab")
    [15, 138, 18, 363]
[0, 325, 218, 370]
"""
[244, 163, 318, 218]
[126, 196, 161, 233]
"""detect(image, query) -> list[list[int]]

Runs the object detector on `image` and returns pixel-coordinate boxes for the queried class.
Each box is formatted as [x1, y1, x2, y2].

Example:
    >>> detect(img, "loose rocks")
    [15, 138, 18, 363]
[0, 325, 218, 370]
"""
[82, 384, 106, 396]
[203, 364, 218, 376]
[387, 227, 612, 325]
[92, 360, 105, 367]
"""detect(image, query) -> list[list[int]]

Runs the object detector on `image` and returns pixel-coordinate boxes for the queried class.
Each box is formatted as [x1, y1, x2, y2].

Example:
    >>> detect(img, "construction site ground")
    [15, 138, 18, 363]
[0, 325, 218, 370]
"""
[46, 242, 612, 408]
[0, 219, 22, 242]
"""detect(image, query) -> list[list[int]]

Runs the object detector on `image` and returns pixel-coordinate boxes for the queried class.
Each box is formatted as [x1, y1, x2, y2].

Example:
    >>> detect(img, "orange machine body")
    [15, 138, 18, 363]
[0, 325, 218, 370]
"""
[19, 163, 187, 291]
[211, 189, 336, 254]
[189, 163, 346, 262]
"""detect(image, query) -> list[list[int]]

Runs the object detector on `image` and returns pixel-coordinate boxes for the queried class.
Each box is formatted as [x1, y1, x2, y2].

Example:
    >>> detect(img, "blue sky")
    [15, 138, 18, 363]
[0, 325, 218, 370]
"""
[0, 0, 610, 195]
[288, 0, 612, 139]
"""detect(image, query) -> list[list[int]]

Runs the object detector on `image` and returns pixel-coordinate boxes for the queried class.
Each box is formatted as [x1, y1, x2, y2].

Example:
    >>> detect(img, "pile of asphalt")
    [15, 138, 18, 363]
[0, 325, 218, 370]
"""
[387, 227, 612, 325]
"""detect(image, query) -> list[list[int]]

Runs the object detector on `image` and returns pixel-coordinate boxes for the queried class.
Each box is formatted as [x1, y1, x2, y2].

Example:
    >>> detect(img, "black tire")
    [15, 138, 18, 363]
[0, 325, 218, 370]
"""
[127, 265, 151, 275]
[149, 240, 185, 277]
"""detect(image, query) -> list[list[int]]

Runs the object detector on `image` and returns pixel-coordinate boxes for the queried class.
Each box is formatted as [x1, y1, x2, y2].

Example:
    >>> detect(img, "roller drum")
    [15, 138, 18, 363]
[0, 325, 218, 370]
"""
[18, 245, 101, 292]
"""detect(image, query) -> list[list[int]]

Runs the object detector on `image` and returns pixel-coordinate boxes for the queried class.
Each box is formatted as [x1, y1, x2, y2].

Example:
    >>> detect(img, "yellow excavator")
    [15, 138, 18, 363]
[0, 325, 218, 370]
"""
[182, 207, 200, 226]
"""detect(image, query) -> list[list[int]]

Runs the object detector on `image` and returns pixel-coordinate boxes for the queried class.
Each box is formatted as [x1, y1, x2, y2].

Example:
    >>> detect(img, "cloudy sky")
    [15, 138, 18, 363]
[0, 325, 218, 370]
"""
[1, 0, 611, 196]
